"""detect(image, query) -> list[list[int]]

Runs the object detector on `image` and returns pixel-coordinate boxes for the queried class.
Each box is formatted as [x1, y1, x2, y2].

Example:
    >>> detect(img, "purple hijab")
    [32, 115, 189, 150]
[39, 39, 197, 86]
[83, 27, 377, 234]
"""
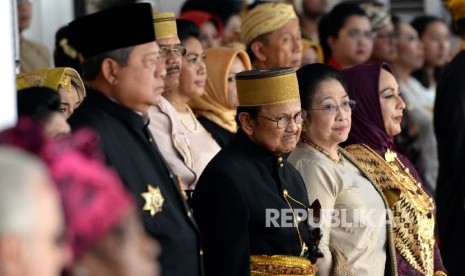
[341, 63, 394, 156]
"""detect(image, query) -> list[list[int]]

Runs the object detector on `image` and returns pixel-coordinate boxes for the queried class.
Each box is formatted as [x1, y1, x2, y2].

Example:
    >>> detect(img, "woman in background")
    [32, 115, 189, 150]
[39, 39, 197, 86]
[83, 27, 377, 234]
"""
[391, 18, 440, 191]
[411, 15, 450, 92]
[179, 10, 223, 50]
[319, 2, 374, 70]
[190, 47, 251, 147]
[16, 67, 86, 119]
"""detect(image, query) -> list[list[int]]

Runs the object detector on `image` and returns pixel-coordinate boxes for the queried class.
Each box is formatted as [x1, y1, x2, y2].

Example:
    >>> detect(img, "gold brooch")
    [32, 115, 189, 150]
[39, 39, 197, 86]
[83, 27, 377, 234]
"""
[384, 149, 397, 163]
[141, 184, 164, 217]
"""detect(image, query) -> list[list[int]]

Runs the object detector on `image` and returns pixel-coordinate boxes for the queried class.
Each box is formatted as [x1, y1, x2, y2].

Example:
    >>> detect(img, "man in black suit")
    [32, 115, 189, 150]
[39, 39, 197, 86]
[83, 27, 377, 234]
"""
[68, 4, 203, 275]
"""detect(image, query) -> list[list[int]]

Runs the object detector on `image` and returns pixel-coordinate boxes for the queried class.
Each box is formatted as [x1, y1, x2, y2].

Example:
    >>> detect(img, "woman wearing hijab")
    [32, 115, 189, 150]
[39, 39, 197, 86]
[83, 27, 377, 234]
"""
[189, 47, 251, 147]
[16, 67, 86, 119]
[341, 63, 446, 276]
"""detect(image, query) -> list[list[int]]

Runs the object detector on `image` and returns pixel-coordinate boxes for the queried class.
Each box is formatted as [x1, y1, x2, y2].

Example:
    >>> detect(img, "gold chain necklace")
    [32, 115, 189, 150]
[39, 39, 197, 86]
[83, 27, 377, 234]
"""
[301, 138, 344, 165]
[282, 189, 308, 257]
[178, 105, 198, 133]
[363, 145, 435, 213]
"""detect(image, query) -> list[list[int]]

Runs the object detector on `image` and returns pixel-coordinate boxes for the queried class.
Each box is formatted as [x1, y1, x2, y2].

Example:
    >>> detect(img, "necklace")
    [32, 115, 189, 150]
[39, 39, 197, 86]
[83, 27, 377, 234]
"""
[364, 145, 435, 213]
[282, 189, 308, 257]
[178, 105, 198, 133]
[301, 138, 344, 165]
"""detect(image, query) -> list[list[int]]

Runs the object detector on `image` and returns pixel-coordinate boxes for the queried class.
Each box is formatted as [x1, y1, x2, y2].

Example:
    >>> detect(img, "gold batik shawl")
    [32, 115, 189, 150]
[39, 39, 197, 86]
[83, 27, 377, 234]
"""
[345, 144, 435, 276]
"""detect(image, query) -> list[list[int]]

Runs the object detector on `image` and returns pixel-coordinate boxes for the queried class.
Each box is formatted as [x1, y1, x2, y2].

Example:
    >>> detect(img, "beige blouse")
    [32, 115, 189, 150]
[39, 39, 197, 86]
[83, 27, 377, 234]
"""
[288, 143, 387, 276]
[148, 97, 220, 190]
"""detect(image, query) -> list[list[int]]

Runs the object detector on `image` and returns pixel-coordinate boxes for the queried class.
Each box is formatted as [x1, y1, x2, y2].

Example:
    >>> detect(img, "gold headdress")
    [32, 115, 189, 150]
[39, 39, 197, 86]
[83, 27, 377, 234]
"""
[241, 3, 297, 46]
[16, 67, 86, 99]
[153, 11, 178, 40]
[301, 39, 324, 64]
[445, 0, 465, 21]
[236, 67, 299, 106]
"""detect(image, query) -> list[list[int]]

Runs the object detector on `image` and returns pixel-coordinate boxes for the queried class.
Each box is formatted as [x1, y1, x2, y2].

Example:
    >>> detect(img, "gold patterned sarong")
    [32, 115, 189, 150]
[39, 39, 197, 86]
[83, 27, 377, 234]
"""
[345, 144, 435, 275]
[250, 255, 317, 276]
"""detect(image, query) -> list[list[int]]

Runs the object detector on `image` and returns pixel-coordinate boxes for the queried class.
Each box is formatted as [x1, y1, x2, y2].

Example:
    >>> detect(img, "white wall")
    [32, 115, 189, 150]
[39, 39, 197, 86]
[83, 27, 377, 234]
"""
[22, 0, 188, 61]
[0, 0, 18, 131]
[144, 0, 185, 15]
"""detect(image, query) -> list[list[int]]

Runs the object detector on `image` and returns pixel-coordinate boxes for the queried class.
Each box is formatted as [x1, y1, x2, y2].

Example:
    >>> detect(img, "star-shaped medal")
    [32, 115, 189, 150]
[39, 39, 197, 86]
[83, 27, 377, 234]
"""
[141, 184, 164, 217]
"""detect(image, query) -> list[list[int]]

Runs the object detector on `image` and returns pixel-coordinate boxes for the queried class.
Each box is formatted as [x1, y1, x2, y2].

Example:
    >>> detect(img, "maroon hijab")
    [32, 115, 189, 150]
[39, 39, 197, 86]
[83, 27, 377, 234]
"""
[341, 63, 394, 155]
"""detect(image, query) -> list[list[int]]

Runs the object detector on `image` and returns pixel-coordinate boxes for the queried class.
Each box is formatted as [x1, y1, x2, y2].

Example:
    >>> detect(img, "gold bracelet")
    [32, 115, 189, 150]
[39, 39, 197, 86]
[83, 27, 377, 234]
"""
[434, 271, 447, 276]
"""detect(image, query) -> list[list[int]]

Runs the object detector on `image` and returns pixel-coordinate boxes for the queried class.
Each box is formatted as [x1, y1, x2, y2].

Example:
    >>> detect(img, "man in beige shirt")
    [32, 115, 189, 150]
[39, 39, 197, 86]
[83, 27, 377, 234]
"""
[17, 0, 50, 72]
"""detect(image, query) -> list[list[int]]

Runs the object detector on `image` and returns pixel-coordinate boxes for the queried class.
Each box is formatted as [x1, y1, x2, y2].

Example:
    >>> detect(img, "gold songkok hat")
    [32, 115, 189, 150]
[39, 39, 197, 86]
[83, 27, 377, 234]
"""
[16, 67, 86, 99]
[153, 11, 178, 40]
[236, 67, 299, 106]
[445, 0, 465, 21]
[241, 3, 297, 47]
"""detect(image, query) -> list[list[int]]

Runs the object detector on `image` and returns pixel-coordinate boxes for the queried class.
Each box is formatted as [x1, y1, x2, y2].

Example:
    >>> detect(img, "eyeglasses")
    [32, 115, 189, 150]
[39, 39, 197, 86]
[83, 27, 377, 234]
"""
[227, 75, 236, 83]
[376, 31, 398, 40]
[257, 110, 307, 129]
[342, 29, 377, 40]
[307, 100, 356, 116]
[159, 45, 187, 57]
[398, 33, 419, 42]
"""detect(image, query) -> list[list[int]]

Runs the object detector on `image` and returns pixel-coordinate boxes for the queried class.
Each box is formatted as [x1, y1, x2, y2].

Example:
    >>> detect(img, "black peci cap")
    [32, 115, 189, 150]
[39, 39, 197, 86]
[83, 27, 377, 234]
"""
[69, 3, 156, 59]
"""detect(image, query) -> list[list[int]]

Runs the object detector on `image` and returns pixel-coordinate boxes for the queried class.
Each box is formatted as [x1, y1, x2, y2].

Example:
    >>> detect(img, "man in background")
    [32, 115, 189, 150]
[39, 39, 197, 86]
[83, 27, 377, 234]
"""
[17, 0, 50, 72]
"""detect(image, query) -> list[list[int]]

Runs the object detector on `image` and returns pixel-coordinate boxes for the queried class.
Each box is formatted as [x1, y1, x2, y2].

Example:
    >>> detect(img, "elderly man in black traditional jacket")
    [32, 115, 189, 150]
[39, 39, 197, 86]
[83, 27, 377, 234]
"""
[192, 67, 321, 276]
[68, 4, 203, 275]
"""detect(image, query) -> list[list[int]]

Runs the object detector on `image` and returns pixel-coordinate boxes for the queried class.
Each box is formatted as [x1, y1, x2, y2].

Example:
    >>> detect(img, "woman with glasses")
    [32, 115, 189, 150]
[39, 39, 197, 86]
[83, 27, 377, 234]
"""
[288, 63, 396, 276]
[189, 47, 251, 147]
[341, 63, 446, 276]
[319, 2, 375, 70]
[193, 67, 321, 275]
[149, 19, 220, 202]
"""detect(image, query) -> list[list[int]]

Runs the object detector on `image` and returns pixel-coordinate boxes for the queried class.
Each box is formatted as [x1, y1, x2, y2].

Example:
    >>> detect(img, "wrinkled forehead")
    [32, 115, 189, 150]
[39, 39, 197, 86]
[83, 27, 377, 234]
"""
[157, 37, 181, 46]
[260, 100, 302, 115]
